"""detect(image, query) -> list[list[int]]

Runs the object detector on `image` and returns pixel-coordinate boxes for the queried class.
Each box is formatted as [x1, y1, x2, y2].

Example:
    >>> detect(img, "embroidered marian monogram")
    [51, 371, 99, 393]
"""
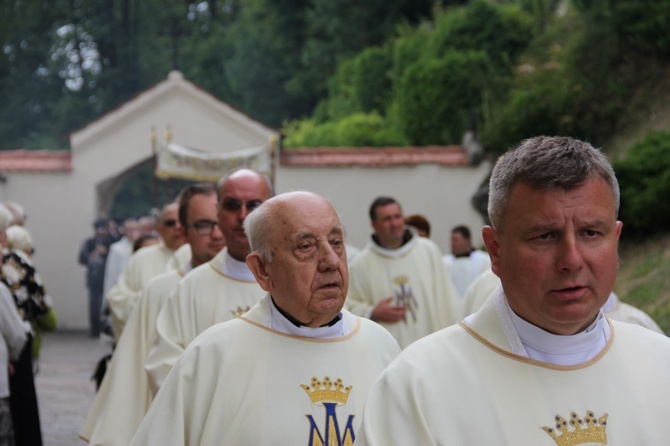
[230, 305, 250, 318]
[393, 275, 417, 322]
[302, 377, 355, 446]
[542, 411, 608, 446]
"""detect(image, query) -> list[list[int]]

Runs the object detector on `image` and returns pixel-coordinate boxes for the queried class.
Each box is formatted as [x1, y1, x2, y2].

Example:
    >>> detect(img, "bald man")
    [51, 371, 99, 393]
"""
[131, 192, 400, 445]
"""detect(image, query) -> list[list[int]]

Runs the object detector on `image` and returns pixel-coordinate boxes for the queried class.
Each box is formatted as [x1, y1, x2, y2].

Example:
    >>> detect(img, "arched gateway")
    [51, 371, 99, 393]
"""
[0, 71, 490, 329]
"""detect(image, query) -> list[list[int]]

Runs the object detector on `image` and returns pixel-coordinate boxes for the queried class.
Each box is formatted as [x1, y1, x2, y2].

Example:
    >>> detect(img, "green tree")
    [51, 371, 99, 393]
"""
[396, 51, 490, 145]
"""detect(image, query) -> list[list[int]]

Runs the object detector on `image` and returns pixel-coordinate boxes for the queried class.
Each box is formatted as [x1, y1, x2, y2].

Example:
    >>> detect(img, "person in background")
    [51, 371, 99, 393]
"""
[347, 197, 458, 349]
[5, 226, 57, 373]
[103, 218, 140, 298]
[0, 204, 45, 446]
[0, 268, 28, 446]
[443, 224, 491, 301]
[106, 203, 184, 341]
[404, 214, 431, 238]
[81, 183, 225, 446]
[78, 219, 111, 338]
[145, 169, 269, 393]
[357, 136, 670, 444]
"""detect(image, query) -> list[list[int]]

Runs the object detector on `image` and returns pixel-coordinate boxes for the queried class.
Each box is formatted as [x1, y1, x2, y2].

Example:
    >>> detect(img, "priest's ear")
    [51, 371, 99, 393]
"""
[482, 225, 501, 278]
[246, 252, 272, 292]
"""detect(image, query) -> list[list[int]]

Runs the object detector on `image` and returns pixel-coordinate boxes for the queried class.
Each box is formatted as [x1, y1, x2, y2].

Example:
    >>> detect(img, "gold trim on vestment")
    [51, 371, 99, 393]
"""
[457, 318, 616, 371]
[239, 315, 362, 343]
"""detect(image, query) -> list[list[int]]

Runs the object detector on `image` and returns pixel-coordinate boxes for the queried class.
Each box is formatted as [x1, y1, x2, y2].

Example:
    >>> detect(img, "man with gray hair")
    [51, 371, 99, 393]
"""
[132, 191, 400, 445]
[357, 136, 670, 444]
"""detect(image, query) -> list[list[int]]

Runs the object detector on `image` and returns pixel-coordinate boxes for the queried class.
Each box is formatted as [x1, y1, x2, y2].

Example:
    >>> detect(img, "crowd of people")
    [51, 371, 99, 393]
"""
[0, 201, 55, 446]
[5, 135, 669, 445]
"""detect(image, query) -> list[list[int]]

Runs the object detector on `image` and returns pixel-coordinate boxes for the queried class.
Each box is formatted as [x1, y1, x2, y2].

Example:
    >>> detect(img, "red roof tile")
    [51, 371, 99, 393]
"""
[280, 146, 469, 167]
[0, 150, 72, 172]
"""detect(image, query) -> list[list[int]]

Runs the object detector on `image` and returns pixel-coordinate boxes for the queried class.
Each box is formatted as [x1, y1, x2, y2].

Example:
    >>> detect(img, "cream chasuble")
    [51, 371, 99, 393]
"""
[81, 263, 189, 445]
[106, 243, 176, 340]
[145, 247, 264, 393]
[357, 290, 670, 445]
[346, 233, 458, 349]
[131, 295, 400, 446]
[602, 293, 664, 334]
[443, 249, 491, 301]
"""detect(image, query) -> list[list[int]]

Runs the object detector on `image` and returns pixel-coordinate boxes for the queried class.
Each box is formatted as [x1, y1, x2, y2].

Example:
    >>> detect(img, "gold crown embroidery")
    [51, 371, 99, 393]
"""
[542, 411, 608, 446]
[230, 305, 250, 318]
[301, 377, 352, 406]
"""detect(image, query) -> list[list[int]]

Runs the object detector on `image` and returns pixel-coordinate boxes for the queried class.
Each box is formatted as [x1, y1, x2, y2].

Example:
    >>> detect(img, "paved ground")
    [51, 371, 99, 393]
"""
[35, 330, 110, 446]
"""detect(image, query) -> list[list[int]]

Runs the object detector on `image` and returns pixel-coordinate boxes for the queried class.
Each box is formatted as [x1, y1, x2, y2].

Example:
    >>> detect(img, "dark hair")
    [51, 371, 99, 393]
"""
[177, 183, 217, 227]
[369, 197, 399, 221]
[133, 234, 158, 252]
[451, 225, 471, 240]
[405, 214, 431, 237]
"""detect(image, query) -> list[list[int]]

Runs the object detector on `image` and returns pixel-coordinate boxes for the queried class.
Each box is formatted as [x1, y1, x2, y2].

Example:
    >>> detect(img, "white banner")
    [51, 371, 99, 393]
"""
[155, 142, 272, 182]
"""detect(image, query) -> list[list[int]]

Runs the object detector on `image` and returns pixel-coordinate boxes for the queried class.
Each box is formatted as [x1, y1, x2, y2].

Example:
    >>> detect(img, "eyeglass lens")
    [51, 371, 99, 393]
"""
[221, 198, 263, 212]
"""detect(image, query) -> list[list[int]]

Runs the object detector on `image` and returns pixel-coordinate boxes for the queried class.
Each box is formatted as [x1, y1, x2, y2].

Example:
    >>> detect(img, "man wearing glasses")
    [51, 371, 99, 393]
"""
[82, 183, 224, 446]
[146, 168, 271, 393]
[106, 202, 185, 341]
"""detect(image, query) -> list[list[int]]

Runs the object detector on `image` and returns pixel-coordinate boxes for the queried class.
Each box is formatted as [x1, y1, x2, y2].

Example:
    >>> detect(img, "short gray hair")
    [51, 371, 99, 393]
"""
[243, 199, 275, 263]
[488, 136, 620, 231]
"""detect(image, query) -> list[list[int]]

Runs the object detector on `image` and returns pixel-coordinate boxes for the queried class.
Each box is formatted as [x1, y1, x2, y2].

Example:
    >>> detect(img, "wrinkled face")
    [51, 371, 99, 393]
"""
[371, 203, 405, 248]
[256, 195, 348, 327]
[483, 179, 622, 335]
[158, 205, 185, 251]
[185, 193, 226, 267]
[218, 173, 271, 261]
[450, 231, 470, 256]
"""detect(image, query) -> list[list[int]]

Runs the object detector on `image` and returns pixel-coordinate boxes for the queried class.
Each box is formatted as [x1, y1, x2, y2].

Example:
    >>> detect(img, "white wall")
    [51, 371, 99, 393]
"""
[275, 161, 491, 255]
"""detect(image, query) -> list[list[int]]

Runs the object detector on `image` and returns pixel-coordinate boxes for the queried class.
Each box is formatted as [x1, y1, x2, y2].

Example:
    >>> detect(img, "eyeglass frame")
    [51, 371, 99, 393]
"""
[220, 197, 263, 213]
[185, 219, 219, 236]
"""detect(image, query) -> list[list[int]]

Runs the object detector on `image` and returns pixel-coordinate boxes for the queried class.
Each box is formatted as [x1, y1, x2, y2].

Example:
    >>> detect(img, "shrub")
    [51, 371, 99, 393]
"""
[282, 112, 408, 148]
[396, 50, 489, 145]
[614, 132, 670, 237]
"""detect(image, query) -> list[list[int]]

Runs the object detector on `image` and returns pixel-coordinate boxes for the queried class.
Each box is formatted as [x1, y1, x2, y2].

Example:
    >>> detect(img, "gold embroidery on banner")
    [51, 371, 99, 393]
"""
[230, 305, 250, 318]
[542, 411, 608, 445]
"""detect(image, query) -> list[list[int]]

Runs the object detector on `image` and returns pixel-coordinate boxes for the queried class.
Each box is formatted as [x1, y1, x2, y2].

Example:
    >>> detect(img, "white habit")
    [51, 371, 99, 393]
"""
[106, 243, 176, 340]
[131, 294, 400, 445]
[145, 247, 265, 393]
[80, 263, 189, 446]
[357, 289, 670, 445]
[346, 231, 458, 348]
[443, 249, 491, 301]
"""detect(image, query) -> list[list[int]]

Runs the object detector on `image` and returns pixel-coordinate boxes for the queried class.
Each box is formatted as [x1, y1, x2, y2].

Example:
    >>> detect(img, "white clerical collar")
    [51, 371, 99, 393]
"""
[502, 293, 611, 366]
[268, 298, 348, 339]
[220, 248, 256, 281]
[368, 228, 418, 258]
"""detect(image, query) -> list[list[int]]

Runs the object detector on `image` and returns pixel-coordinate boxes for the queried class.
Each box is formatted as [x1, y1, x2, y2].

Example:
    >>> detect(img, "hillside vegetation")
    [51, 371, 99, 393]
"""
[617, 234, 670, 334]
